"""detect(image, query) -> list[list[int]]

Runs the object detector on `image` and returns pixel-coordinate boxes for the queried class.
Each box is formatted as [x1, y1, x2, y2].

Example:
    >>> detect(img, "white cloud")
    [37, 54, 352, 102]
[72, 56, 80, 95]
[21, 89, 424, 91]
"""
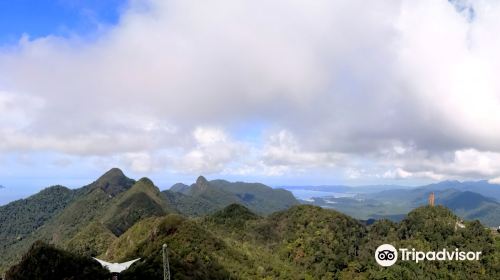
[262, 130, 342, 169]
[381, 168, 444, 181]
[383, 168, 413, 179]
[175, 127, 247, 174]
[1, 0, 500, 181]
[121, 152, 167, 173]
[488, 177, 500, 185]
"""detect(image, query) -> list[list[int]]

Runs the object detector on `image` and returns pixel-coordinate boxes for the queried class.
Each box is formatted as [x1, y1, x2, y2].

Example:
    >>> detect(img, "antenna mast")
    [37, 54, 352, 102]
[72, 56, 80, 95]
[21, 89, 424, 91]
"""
[163, 244, 171, 280]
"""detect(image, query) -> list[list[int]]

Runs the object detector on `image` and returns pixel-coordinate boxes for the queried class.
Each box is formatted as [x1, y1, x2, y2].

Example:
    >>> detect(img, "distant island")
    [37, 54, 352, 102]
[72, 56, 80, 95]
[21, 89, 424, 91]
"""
[0, 185, 5, 189]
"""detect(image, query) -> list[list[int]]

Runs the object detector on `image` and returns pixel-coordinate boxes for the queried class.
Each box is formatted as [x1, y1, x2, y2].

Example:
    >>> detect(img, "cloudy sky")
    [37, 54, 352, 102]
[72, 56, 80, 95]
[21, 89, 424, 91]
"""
[1, 0, 500, 198]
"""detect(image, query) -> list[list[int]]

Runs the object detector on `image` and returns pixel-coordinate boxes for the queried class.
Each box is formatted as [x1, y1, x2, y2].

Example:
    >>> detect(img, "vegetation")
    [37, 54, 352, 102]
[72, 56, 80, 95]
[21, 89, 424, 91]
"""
[161, 190, 221, 217]
[102, 178, 175, 236]
[0, 186, 75, 244]
[0, 169, 297, 274]
[80, 167, 136, 196]
[4, 204, 500, 279]
[162, 176, 299, 216]
[1, 170, 499, 279]
[0, 168, 139, 273]
[0, 185, 78, 273]
[5, 241, 109, 280]
[205, 203, 259, 229]
[307, 188, 500, 226]
[66, 221, 117, 258]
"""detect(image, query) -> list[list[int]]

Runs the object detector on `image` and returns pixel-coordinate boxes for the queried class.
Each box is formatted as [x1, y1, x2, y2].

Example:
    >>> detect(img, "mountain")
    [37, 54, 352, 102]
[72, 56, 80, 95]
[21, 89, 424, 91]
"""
[163, 176, 299, 215]
[66, 221, 117, 258]
[64, 178, 177, 259]
[439, 190, 498, 210]
[5, 204, 500, 279]
[161, 190, 220, 216]
[284, 180, 500, 200]
[438, 191, 500, 226]
[421, 180, 500, 201]
[0, 170, 297, 274]
[80, 167, 136, 196]
[5, 241, 109, 280]
[101, 178, 176, 236]
[3, 172, 499, 279]
[367, 180, 500, 202]
[0, 185, 4, 189]
[0, 185, 77, 259]
[375, 186, 500, 226]
[306, 186, 500, 227]
[0, 168, 142, 274]
[281, 184, 413, 193]
[205, 203, 259, 229]
[169, 183, 190, 193]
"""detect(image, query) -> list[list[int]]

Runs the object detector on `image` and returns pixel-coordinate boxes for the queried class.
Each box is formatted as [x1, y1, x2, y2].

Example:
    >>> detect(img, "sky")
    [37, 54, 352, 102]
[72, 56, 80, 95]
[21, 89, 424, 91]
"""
[1, 0, 500, 201]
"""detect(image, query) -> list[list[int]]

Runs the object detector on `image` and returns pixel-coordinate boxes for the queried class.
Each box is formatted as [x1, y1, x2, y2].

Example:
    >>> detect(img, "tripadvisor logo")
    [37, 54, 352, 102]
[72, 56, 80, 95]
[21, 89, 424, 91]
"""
[375, 244, 398, 266]
[374, 244, 482, 267]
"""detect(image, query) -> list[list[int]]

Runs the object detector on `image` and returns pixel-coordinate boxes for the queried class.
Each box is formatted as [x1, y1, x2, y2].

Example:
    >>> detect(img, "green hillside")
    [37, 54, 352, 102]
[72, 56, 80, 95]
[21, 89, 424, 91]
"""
[102, 178, 176, 236]
[0, 170, 300, 274]
[66, 221, 117, 258]
[0, 185, 76, 249]
[0, 168, 140, 273]
[80, 167, 136, 196]
[5, 241, 109, 280]
[0, 185, 79, 274]
[438, 191, 500, 226]
[161, 190, 220, 216]
[2, 172, 500, 279]
[5, 204, 500, 279]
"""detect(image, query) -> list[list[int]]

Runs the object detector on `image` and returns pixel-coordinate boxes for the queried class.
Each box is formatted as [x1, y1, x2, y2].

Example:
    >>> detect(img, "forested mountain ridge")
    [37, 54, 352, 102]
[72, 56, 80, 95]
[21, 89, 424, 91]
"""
[0, 185, 78, 271]
[2, 170, 499, 278]
[162, 176, 299, 215]
[0, 169, 298, 274]
[81, 167, 136, 196]
[4, 204, 500, 279]
[0, 169, 142, 274]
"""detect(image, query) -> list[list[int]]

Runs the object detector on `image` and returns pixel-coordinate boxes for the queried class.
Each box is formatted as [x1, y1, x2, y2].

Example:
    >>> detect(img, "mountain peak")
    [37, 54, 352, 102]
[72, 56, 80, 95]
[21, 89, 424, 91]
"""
[193, 176, 210, 193]
[170, 183, 190, 194]
[96, 168, 126, 184]
[137, 177, 154, 186]
[441, 190, 497, 211]
[129, 177, 163, 196]
[104, 167, 125, 176]
[128, 177, 158, 194]
[196, 176, 209, 186]
[89, 168, 135, 196]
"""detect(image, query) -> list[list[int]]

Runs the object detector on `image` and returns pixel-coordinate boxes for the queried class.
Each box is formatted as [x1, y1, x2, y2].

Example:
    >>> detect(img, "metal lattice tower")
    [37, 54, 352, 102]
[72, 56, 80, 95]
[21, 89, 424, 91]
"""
[163, 244, 171, 280]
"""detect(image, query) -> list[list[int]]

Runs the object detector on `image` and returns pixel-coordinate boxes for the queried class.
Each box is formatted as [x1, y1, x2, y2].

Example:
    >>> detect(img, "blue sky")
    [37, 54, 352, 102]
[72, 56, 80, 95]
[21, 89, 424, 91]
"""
[0, 0, 125, 44]
[1, 0, 500, 204]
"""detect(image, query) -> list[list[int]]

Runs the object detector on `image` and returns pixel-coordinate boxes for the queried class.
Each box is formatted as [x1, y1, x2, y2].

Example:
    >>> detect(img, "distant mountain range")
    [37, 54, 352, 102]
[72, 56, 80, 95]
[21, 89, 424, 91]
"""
[300, 180, 500, 226]
[281, 184, 414, 193]
[164, 176, 297, 216]
[0, 185, 5, 189]
[0, 168, 297, 274]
